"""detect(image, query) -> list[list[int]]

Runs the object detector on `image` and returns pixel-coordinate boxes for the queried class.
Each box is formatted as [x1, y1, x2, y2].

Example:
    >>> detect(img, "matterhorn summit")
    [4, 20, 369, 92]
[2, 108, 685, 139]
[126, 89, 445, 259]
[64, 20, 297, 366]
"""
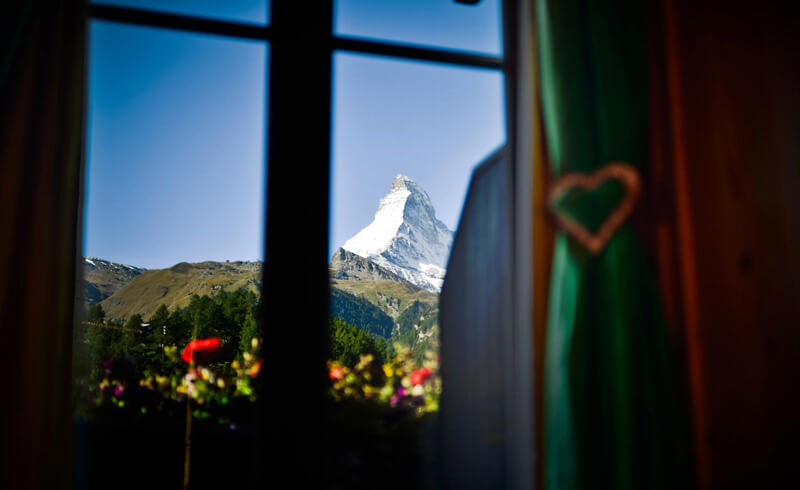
[342, 174, 453, 291]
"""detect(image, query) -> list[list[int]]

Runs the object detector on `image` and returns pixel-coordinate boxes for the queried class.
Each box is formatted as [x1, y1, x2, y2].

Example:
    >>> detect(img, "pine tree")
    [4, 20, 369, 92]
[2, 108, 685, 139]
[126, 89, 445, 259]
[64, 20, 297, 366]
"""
[86, 303, 106, 324]
[239, 313, 259, 355]
[166, 309, 191, 347]
[329, 317, 389, 367]
[116, 313, 143, 358]
[149, 304, 170, 347]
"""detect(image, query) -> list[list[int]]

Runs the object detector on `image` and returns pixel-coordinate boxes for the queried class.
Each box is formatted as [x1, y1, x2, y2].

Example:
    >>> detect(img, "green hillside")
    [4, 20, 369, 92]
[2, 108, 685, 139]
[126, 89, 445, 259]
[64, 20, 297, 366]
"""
[329, 248, 437, 318]
[330, 288, 394, 339]
[100, 261, 261, 321]
[330, 277, 437, 319]
[393, 300, 440, 363]
[329, 317, 393, 367]
[96, 254, 440, 356]
[83, 257, 145, 304]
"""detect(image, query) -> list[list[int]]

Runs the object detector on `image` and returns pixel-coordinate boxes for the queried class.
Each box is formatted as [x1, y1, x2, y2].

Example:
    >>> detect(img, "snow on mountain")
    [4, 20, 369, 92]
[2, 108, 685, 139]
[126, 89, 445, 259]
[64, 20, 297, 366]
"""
[83, 257, 146, 304]
[342, 174, 453, 292]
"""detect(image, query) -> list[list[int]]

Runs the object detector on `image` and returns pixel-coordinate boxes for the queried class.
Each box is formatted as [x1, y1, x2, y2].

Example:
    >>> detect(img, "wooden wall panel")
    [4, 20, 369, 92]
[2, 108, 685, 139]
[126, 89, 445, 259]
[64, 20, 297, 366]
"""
[660, 2, 800, 488]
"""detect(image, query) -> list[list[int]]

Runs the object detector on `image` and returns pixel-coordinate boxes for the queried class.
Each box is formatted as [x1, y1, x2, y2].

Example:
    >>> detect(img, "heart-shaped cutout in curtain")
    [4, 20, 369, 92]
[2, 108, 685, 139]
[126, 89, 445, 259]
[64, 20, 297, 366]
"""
[548, 162, 640, 255]
[537, 1, 695, 489]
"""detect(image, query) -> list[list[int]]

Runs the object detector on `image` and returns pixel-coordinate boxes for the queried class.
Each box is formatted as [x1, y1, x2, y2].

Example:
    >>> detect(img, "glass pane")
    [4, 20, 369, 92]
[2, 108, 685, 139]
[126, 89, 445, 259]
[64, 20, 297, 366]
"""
[336, 0, 502, 57]
[327, 52, 505, 486]
[75, 21, 267, 488]
[93, 0, 270, 25]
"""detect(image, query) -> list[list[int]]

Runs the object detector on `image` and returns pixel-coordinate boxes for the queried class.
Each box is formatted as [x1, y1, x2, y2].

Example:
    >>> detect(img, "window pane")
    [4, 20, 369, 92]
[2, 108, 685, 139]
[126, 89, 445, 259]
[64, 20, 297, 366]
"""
[75, 21, 267, 488]
[327, 52, 505, 486]
[335, 0, 503, 57]
[93, 0, 270, 25]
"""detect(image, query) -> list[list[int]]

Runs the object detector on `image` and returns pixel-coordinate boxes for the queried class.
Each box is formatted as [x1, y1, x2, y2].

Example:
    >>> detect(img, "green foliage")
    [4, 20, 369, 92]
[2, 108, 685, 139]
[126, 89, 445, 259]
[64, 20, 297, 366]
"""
[80, 289, 260, 392]
[329, 317, 393, 368]
[148, 304, 170, 352]
[166, 308, 192, 347]
[149, 304, 169, 328]
[85, 323, 117, 380]
[119, 313, 144, 356]
[394, 301, 437, 333]
[393, 301, 439, 364]
[88, 338, 264, 425]
[86, 303, 105, 324]
[124, 313, 144, 330]
[330, 288, 394, 338]
[188, 294, 222, 339]
[239, 313, 259, 355]
[328, 343, 440, 416]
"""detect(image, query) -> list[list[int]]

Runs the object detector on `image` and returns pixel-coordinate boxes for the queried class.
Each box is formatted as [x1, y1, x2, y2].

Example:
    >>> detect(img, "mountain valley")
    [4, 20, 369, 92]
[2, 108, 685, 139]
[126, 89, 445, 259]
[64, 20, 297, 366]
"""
[82, 175, 449, 359]
[83, 257, 146, 304]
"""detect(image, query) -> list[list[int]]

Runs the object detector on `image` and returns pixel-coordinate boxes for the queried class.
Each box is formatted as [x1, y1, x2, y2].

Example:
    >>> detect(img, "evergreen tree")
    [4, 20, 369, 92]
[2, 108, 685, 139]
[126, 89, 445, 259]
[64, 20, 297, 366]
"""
[166, 308, 191, 347]
[149, 304, 170, 347]
[150, 304, 169, 328]
[187, 293, 241, 359]
[85, 323, 115, 380]
[84, 292, 263, 379]
[239, 313, 259, 355]
[330, 288, 393, 338]
[116, 313, 143, 358]
[329, 317, 391, 367]
[86, 303, 106, 324]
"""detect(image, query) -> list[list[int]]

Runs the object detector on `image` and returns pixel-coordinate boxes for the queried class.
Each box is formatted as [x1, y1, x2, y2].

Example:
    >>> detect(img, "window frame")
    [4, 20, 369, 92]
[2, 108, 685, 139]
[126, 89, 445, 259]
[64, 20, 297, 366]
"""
[84, 0, 526, 486]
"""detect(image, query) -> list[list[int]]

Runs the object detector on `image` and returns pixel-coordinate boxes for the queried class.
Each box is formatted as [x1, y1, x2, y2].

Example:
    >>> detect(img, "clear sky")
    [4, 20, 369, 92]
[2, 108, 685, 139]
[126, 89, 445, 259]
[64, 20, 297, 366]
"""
[84, 21, 267, 269]
[336, 0, 502, 56]
[330, 54, 506, 257]
[92, 0, 269, 25]
[84, 2, 506, 269]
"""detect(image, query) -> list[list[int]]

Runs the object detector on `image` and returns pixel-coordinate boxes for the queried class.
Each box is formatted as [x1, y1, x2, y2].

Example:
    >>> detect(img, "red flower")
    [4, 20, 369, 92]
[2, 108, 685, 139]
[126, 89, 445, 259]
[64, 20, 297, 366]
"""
[181, 338, 221, 364]
[410, 368, 432, 386]
[249, 359, 263, 377]
[329, 366, 344, 381]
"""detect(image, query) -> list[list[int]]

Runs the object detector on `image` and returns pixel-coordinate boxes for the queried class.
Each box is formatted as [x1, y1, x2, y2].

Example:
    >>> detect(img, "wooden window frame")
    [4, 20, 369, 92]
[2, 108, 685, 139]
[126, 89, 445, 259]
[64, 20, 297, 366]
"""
[84, 1, 531, 486]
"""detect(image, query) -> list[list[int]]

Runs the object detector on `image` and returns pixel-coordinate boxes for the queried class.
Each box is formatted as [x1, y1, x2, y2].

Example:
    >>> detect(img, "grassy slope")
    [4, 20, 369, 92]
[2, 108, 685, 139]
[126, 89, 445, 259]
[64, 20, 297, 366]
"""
[330, 277, 437, 319]
[100, 261, 260, 321]
[99, 256, 438, 328]
[83, 259, 144, 304]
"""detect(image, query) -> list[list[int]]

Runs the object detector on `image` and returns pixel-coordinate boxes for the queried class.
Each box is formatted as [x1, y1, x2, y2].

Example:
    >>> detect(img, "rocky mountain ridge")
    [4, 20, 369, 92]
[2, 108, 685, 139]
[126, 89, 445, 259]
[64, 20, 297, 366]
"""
[83, 257, 146, 304]
[342, 174, 453, 292]
[330, 248, 438, 319]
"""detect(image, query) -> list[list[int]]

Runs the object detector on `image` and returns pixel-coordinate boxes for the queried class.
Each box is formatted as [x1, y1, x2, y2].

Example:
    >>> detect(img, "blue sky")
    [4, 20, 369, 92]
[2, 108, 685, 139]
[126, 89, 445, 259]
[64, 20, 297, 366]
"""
[84, 2, 505, 269]
[93, 0, 269, 25]
[336, 0, 502, 56]
[331, 54, 506, 256]
[84, 21, 267, 269]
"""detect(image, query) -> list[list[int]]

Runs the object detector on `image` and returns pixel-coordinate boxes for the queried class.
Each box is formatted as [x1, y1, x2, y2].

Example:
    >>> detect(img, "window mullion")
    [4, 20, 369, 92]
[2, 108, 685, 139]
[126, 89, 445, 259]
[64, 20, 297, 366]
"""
[260, 1, 333, 487]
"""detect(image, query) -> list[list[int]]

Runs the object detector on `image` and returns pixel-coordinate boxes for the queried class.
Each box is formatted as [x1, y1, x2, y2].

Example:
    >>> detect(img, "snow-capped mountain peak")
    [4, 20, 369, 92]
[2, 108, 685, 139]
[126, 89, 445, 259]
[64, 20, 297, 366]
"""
[342, 175, 453, 291]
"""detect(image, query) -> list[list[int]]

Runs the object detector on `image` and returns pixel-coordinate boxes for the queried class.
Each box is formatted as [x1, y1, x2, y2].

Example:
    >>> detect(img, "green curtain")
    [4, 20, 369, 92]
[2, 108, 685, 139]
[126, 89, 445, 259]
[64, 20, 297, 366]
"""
[536, 1, 693, 489]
